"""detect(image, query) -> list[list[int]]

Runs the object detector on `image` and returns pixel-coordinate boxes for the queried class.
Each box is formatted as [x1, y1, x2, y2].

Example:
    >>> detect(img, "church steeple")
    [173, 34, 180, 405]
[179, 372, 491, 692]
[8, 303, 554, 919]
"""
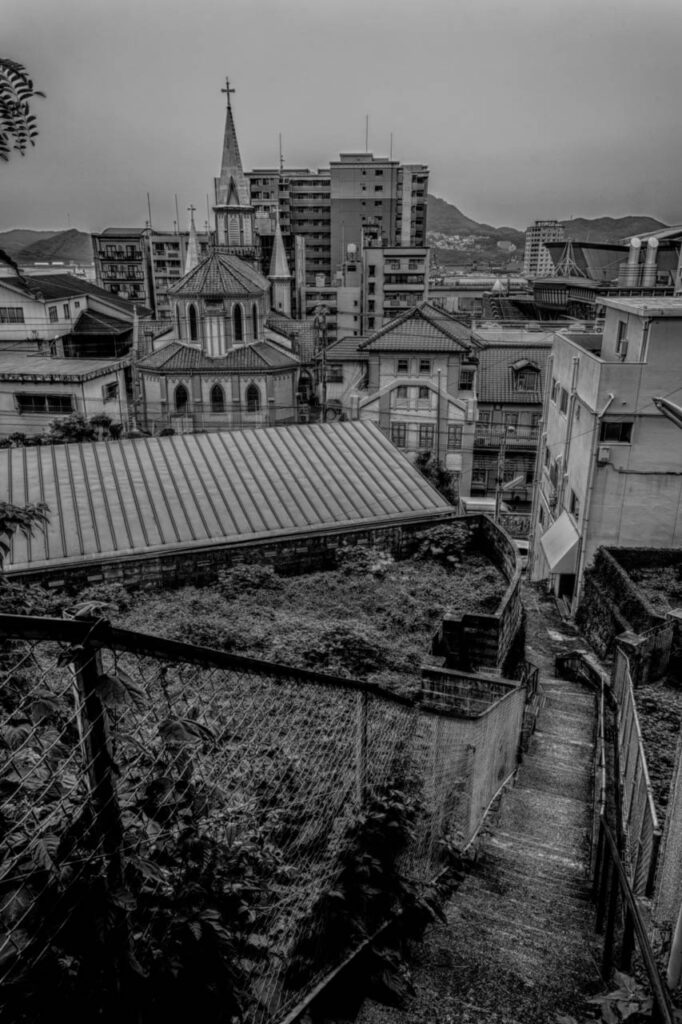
[184, 205, 200, 275]
[213, 78, 257, 262]
[269, 211, 291, 316]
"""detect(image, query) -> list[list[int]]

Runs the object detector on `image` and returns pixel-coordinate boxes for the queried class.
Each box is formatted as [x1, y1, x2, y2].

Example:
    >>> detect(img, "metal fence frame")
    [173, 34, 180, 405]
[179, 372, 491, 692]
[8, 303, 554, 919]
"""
[1, 611, 530, 1023]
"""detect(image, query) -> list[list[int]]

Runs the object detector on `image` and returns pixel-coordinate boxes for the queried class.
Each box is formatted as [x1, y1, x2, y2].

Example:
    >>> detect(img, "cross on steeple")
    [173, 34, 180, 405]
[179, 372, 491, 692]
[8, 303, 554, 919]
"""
[187, 203, 196, 220]
[221, 78, 235, 108]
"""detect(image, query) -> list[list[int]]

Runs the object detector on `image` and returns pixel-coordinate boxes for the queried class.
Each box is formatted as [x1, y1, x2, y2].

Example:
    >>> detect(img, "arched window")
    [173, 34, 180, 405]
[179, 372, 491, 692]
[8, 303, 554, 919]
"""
[246, 384, 260, 412]
[175, 384, 189, 413]
[210, 383, 225, 413]
[175, 305, 181, 339]
[252, 303, 259, 340]
[233, 304, 244, 342]
[188, 304, 198, 341]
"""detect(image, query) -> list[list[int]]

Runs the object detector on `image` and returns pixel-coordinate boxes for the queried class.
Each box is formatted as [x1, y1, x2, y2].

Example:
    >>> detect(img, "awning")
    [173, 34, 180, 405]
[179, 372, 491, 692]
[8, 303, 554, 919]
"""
[540, 511, 580, 574]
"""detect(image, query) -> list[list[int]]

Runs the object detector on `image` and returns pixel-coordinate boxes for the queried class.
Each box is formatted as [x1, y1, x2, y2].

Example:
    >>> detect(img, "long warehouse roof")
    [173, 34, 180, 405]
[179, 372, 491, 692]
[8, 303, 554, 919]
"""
[2, 421, 453, 575]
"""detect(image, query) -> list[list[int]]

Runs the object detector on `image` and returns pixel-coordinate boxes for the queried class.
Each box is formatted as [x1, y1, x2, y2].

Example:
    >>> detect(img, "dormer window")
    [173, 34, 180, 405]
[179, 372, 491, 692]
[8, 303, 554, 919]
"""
[511, 359, 540, 392]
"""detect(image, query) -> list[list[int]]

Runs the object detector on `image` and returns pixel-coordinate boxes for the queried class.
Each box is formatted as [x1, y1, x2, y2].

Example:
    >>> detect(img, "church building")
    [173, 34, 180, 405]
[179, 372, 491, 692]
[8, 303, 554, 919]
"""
[136, 80, 300, 434]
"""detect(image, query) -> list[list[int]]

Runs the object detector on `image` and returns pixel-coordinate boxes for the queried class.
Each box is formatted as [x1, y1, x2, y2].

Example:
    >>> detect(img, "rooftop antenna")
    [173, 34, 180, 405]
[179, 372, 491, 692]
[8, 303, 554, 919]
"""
[146, 192, 153, 230]
[389, 132, 393, 160]
[279, 133, 284, 172]
[174, 194, 181, 234]
[365, 114, 369, 153]
[206, 194, 212, 234]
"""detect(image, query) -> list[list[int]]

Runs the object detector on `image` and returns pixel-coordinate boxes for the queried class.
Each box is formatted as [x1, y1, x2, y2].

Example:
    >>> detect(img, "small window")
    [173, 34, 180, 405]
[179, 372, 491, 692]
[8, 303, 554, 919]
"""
[48, 306, 58, 323]
[559, 388, 569, 414]
[15, 393, 74, 414]
[0, 307, 25, 323]
[63, 304, 70, 319]
[504, 411, 519, 427]
[391, 422, 406, 448]
[175, 384, 189, 413]
[550, 377, 558, 403]
[101, 381, 118, 402]
[544, 446, 551, 468]
[600, 421, 633, 444]
[418, 424, 434, 450]
[246, 383, 260, 412]
[252, 304, 259, 340]
[188, 304, 198, 341]
[210, 384, 225, 413]
[418, 385, 430, 401]
[616, 320, 627, 355]
[395, 385, 408, 401]
[570, 489, 580, 521]
[418, 359, 431, 374]
[447, 424, 462, 449]
[478, 409, 491, 425]
[459, 368, 475, 390]
[74, 301, 80, 310]
[515, 369, 539, 391]
[539, 505, 545, 527]
[368, 265, 375, 278]
[368, 317, 375, 329]
[368, 283, 375, 295]
[396, 358, 409, 374]
[234, 305, 244, 343]
[327, 364, 343, 383]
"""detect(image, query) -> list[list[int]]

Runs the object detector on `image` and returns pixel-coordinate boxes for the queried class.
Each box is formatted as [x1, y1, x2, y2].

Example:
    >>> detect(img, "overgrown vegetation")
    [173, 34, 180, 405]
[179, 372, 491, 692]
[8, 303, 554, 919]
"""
[0, 414, 123, 449]
[0, 58, 43, 162]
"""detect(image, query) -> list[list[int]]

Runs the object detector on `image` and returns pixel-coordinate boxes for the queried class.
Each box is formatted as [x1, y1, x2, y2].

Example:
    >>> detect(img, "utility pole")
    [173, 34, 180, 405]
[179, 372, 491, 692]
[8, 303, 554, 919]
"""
[314, 305, 329, 423]
[495, 424, 515, 523]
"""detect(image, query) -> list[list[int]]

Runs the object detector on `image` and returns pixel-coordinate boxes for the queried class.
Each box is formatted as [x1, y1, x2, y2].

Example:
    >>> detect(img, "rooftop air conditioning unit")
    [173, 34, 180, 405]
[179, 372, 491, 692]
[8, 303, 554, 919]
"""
[598, 446, 611, 464]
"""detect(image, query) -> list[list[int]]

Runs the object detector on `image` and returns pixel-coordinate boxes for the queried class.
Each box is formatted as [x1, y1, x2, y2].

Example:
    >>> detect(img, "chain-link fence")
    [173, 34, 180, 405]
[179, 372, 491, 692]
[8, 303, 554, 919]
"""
[1, 612, 528, 1023]
[612, 645, 661, 897]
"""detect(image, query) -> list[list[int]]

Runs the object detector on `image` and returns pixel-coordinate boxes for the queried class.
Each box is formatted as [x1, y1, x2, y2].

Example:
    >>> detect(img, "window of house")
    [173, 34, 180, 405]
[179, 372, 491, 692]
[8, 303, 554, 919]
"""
[368, 265, 375, 277]
[0, 307, 25, 323]
[525, 469, 535, 485]
[544, 446, 551, 468]
[551, 377, 558, 402]
[210, 384, 225, 413]
[559, 388, 569, 414]
[252, 304, 259, 340]
[419, 359, 431, 374]
[74, 301, 80, 310]
[531, 413, 541, 428]
[549, 458, 559, 488]
[63, 304, 70, 319]
[504, 411, 519, 427]
[472, 466, 487, 485]
[175, 384, 189, 413]
[48, 306, 58, 323]
[395, 385, 408, 401]
[188, 304, 198, 341]
[368, 283, 375, 295]
[368, 317, 375, 329]
[478, 409, 491, 424]
[418, 424, 434, 450]
[327, 364, 343, 383]
[570, 489, 580, 521]
[447, 424, 462, 449]
[391, 422, 406, 448]
[515, 369, 539, 391]
[101, 381, 118, 402]
[539, 505, 545, 527]
[15, 393, 74, 415]
[396, 358, 409, 374]
[418, 385, 430, 401]
[616, 320, 628, 355]
[600, 420, 633, 443]
[459, 368, 475, 390]
[246, 384, 261, 412]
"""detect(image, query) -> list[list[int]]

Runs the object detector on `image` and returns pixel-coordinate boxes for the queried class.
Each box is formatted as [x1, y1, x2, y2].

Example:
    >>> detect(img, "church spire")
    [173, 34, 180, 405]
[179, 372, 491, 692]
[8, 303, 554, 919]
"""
[269, 211, 291, 316]
[184, 205, 200, 275]
[213, 77, 257, 262]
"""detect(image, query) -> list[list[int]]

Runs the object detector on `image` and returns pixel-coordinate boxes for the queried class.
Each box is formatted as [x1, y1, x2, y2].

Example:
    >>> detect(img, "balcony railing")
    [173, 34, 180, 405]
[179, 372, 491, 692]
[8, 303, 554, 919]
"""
[474, 425, 540, 449]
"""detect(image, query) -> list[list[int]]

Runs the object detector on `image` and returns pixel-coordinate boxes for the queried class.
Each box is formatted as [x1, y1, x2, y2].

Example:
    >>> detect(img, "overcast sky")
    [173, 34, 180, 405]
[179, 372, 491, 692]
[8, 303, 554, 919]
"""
[3, 0, 682, 234]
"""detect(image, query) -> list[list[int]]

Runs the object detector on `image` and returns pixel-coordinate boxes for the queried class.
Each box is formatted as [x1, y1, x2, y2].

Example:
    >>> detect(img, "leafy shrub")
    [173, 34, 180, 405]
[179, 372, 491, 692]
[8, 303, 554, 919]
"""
[216, 564, 282, 595]
[412, 523, 472, 566]
[336, 545, 394, 577]
[73, 581, 133, 614]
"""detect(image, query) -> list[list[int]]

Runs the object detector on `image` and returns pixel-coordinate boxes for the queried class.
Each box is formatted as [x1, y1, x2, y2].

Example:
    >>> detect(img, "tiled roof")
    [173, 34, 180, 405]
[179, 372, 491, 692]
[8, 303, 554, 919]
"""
[2, 421, 453, 575]
[137, 340, 299, 374]
[0, 351, 129, 382]
[2, 272, 145, 315]
[477, 344, 551, 404]
[168, 251, 269, 299]
[325, 335, 368, 361]
[267, 315, 318, 363]
[359, 302, 477, 353]
[71, 310, 131, 335]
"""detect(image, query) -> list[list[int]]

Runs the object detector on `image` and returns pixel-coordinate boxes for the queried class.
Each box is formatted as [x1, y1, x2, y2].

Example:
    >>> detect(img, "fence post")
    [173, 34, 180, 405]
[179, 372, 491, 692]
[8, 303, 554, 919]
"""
[355, 691, 368, 809]
[73, 644, 124, 886]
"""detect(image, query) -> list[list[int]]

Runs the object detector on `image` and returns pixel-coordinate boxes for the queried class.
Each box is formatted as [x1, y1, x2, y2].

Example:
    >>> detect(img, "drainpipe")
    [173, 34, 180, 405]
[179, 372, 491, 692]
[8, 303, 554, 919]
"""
[572, 392, 614, 613]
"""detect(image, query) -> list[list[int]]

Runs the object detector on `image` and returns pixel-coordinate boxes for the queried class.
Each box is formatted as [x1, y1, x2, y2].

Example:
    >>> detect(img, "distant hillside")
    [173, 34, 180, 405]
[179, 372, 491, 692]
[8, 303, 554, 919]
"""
[0, 229, 60, 259]
[427, 195, 667, 247]
[15, 228, 94, 265]
[560, 216, 667, 243]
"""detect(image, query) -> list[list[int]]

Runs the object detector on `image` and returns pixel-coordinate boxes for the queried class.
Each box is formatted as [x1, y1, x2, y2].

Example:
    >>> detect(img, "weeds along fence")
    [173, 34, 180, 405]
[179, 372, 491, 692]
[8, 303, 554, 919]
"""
[612, 643, 662, 897]
[0, 612, 529, 1024]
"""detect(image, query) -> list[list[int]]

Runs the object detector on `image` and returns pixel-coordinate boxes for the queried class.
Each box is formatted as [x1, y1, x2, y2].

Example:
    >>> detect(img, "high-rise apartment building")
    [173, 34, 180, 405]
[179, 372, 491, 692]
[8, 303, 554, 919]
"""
[523, 219, 565, 278]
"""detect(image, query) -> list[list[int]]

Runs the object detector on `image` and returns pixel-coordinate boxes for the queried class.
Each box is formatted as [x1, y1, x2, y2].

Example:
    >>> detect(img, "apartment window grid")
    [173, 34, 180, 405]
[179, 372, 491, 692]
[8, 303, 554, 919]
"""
[418, 359, 431, 374]
[0, 307, 25, 323]
[391, 422, 407, 448]
[15, 393, 74, 415]
[418, 423, 435, 450]
[396, 358, 409, 375]
[447, 424, 463, 450]
[48, 306, 58, 323]
[459, 368, 475, 391]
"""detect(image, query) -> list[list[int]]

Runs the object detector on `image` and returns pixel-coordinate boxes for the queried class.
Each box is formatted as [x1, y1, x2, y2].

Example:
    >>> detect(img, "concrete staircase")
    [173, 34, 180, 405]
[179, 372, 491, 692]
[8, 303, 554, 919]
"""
[355, 672, 603, 1024]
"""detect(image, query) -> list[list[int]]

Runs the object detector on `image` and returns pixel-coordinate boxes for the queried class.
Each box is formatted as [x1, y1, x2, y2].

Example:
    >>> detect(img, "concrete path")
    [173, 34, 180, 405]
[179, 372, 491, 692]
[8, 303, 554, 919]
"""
[356, 586, 603, 1023]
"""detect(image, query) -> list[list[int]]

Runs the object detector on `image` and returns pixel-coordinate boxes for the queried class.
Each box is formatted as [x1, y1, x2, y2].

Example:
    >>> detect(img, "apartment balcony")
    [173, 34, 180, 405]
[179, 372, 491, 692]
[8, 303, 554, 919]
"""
[474, 425, 539, 449]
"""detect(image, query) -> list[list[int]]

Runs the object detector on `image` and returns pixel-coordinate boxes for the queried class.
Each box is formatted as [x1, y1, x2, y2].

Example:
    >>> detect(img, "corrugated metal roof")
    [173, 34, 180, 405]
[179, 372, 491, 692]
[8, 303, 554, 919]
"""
[477, 344, 550, 404]
[2, 421, 452, 575]
[0, 351, 129, 381]
[137, 340, 299, 373]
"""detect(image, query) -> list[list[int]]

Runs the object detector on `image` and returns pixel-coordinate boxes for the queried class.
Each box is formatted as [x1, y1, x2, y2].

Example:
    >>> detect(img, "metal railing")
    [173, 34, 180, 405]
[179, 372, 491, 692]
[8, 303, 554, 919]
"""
[0, 611, 529, 1024]
[474, 425, 540, 449]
